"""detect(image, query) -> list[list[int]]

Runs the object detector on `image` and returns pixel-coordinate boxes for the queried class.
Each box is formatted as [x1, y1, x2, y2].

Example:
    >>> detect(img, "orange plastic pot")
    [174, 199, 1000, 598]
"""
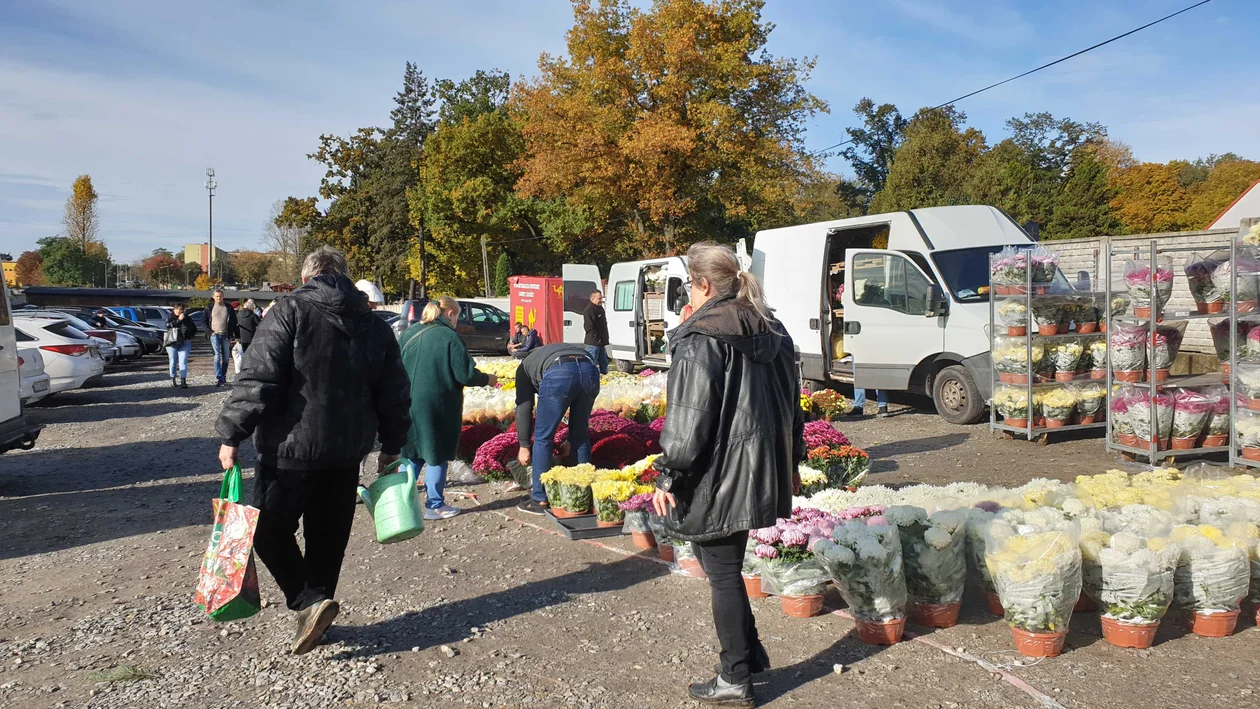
[1004, 417, 1029, 429]
[1137, 437, 1170, 452]
[855, 616, 905, 645]
[657, 544, 675, 563]
[1149, 368, 1170, 383]
[1078, 413, 1098, 425]
[678, 557, 706, 579]
[1242, 448, 1260, 461]
[998, 372, 1014, 384]
[1076, 321, 1098, 334]
[551, 507, 589, 519]
[1100, 321, 1108, 333]
[1038, 324, 1061, 336]
[1008, 373, 1029, 384]
[1222, 364, 1232, 378]
[1100, 618, 1159, 649]
[911, 601, 961, 628]
[1171, 437, 1198, 450]
[1203, 434, 1229, 447]
[1114, 370, 1143, 383]
[631, 531, 656, 550]
[1245, 398, 1260, 412]
[1090, 369, 1106, 380]
[984, 591, 1004, 616]
[1187, 609, 1239, 637]
[1054, 372, 1075, 382]
[597, 518, 624, 528]
[743, 575, 769, 599]
[1011, 628, 1067, 658]
[1118, 433, 1139, 447]
[1238, 300, 1258, 313]
[1197, 301, 1225, 314]
[1007, 326, 1027, 336]
[1046, 418, 1069, 429]
[1135, 306, 1151, 319]
[780, 594, 824, 618]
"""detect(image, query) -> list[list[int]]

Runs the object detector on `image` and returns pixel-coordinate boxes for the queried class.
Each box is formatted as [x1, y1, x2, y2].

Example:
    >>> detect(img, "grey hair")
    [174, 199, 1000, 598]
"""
[301, 245, 349, 280]
[685, 241, 773, 325]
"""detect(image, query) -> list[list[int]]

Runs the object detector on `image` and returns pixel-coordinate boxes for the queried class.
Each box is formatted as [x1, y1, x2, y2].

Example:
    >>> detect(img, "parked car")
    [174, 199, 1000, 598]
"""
[108, 305, 172, 329]
[392, 299, 511, 352]
[21, 311, 133, 361]
[53, 308, 164, 354]
[1, 280, 41, 453]
[13, 318, 106, 393]
[18, 347, 51, 405]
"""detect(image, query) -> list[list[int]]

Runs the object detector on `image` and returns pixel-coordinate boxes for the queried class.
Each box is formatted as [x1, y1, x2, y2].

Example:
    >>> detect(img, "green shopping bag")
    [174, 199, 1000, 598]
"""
[193, 466, 262, 621]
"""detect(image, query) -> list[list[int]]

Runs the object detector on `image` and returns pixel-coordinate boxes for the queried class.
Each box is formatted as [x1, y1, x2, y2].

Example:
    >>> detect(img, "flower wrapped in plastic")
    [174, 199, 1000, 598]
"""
[1237, 362, 1260, 400]
[886, 506, 968, 608]
[1171, 522, 1251, 616]
[1110, 294, 1131, 319]
[992, 338, 1046, 377]
[556, 466, 598, 514]
[814, 516, 908, 621]
[1171, 389, 1214, 441]
[754, 523, 828, 597]
[997, 299, 1028, 329]
[1212, 258, 1260, 306]
[1108, 323, 1147, 375]
[1124, 258, 1174, 309]
[462, 386, 517, 426]
[742, 534, 762, 578]
[619, 493, 654, 533]
[990, 246, 1028, 285]
[1031, 300, 1062, 329]
[1089, 338, 1108, 375]
[1237, 410, 1260, 453]
[1126, 390, 1173, 443]
[1048, 340, 1083, 375]
[993, 386, 1029, 420]
[1246, 222, 1260, 246]
[985, 509, 1082, 635]
[1085, 507, 1181, 625]
[1186, 253, 1223, 306]
[1075, 382, 1105, 419]
[1148, 322, 1187, 372]
[798, 465, 829, 497]
[1039, 386, 1076, 422]
[1203, 388, 1230, 438]
[591, 480, 634, 524]
[965, 502, 1002, 594]
[648, 512, 679, 550]
[1208, 318, 1256, 368]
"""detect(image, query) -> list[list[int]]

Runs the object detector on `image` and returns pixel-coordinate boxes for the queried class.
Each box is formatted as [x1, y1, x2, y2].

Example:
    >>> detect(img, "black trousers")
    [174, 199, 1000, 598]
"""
[251, 463, 358, 612]
[695, 531, 767, 684]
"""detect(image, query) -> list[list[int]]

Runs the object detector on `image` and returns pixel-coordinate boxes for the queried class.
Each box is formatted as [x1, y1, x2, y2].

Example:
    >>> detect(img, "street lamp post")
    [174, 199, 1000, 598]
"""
[205, 168, 217, 282]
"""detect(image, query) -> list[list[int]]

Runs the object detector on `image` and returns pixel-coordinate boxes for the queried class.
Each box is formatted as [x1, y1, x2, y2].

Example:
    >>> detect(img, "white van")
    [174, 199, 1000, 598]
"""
[0, 281, 42, 454]
[751, 205, 1038, 424]
[562, 258, 690, 371]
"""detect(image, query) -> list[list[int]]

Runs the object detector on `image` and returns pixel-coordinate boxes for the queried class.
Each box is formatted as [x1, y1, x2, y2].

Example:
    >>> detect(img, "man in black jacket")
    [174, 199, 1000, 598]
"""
[215, 246, 411, 655]
[236, 299, 260, 353]
[582, 290, 610, 374]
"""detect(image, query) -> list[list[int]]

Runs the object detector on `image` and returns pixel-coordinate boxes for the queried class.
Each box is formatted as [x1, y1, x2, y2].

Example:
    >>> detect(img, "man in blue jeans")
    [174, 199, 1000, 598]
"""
[513, 343, 601, 515]
[203, 288, 238, 386]
[852, 388, 889, 418]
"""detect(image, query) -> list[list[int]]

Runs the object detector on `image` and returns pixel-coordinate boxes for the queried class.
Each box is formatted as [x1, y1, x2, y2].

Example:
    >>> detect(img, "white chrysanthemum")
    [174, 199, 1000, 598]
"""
[987, 520, 1016, 545]
[1062, 498, 1089, 517]
[930, 509, 968, 534]
[1098, 546, 1126, 567]
[923, 526, 953, 550]
[886, 505, 927, 527]
[1081, 539, 1105, 562]
[822, 542, 856, 566]
[1128, 548, 1159, 570]
[855, 537, 889, 562]
[1110, 531, 1143, 554]
[1079, 516, 1103, 534]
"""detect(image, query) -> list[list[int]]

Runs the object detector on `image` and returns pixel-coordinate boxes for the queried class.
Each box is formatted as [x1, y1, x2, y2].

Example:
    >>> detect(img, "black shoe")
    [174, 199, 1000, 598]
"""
[688, 676, 754, 707]
[847, 408, 865, 418]
[216, 380, 226, 387]
[291, 599, 339, 655]
[171, 377, 178, 388]
[878, 406, 890, 418]
[517, 499, 548, 516]
[180, 378, 188, 389]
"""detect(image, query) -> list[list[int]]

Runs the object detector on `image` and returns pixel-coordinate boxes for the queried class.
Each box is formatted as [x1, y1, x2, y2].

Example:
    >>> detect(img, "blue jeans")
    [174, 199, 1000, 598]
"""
[853, 389, 887, 408]
[210, 333, 230, 382]
[531, 359, 600, 502]
[166, 342, 191, 379]
[424, 461, 449, 510]
[586, 345, 609, 375]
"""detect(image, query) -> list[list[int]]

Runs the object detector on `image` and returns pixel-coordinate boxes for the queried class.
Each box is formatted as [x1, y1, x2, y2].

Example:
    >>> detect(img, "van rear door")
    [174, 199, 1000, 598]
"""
[561, 264, 603, 345]
[842, 249, 944, 391]
[0, 284, 22, 425]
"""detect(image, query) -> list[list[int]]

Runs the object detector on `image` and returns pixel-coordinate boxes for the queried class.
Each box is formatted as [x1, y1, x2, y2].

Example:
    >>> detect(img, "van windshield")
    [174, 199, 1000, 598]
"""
[932, 246, 1070, 302]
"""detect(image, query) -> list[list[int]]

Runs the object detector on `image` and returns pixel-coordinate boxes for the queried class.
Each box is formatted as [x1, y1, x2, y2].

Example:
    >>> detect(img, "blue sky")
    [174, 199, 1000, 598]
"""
[1, 0, 1255, 262]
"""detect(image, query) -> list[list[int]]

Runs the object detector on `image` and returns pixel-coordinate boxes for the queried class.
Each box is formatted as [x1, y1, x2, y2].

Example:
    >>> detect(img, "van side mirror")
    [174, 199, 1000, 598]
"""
[926, 285, 948, 317]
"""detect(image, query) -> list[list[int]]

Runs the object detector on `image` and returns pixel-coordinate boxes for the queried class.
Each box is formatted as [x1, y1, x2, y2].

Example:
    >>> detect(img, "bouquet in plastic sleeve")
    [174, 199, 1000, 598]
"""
[1110, 396, 1132, 437]
[990, 247, 1027, 286]
[1201, 387, 1230, 441]
[1030, 248, 1059, 284]
[1110, 294, 1131, 319]
[1186, 254, 1224, 309]
[557, 465, 597, 514]
[1075, 382, 1106, 422]
[1171, 389, 1213, 442]
[1083, 507, 1180, 626]
[1108, 323, 1147, 378]
[590, 480, 634, 525]
[798, 465, 829, 497]
[1212, 258, 1260, 308]
[753, 523, 828, 597]
[1124, 258, 1174, 310]
[1246, 223, 1260, 246]
[1208, 318, 1246, 370]
[1171, 521, 1251, 620]
[619, 493, 654, 534]
[814, 516, 908, 622]
[966, 502, 1003, 596]
[1149, 322, 1187, 373]
[1127, 391, 1173, 444]
[993, 386, 1030, 422]
[997, 299, 1028, 332]
[887, 506, 968, 618]
[1039, 386, 1076, 423]
[985, 508, 1082, 639]
[1089, 338, 1108, 377]
[1237, 409, 1260, 458]
[462, 387, 517, 426]
[1245, 327, 1260, 362]
[1031, 300, 1063, 333]
[1237, 363, 1260, 404]
[1048, 340, 1083, 379]
[992, 337, 1046, 381]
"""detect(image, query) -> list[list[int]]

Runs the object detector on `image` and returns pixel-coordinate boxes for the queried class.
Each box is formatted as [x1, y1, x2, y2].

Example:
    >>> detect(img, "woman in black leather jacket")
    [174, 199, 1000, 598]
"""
[652, 242, 805, 707]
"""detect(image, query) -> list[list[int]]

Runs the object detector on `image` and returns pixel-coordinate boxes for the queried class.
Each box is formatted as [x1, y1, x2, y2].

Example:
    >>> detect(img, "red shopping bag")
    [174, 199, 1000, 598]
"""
[193, 465, 262, 621]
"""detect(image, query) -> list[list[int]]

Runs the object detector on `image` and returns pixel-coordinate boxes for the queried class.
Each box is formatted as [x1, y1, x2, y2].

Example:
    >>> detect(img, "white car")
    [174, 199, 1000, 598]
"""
[16, 312, 120, 364]
[18, 347, 51, 404]
[13, 318, 106, 393]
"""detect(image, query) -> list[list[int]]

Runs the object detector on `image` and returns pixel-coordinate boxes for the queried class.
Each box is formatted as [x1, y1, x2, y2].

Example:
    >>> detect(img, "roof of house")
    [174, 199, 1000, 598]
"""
[1209, 178, 1260, 230]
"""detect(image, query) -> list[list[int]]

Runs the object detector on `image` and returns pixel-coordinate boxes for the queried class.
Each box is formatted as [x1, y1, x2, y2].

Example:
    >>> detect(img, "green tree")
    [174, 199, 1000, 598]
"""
[1184, 159, 1260, 228]
[1043, 147, 1120, 240]
[494, 251, 513, 296]
[37, 236, 94, 285]
[869, 106, 985, 213]
[839, 98, 907, 208]
[436, 69, 511, 126]
[1109, 161, 1192, 234]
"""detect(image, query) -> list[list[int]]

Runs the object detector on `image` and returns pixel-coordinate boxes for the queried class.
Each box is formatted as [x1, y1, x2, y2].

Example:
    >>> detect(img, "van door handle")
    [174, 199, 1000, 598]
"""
[629, 321, 638, 327]
[809, 318, 820, 331]
[844, 322, 861, 335]
[564, 319, 572, 326]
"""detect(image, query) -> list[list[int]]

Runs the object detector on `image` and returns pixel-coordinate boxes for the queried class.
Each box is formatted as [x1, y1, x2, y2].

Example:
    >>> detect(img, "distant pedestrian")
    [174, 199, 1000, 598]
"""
[398, 296, 497, 520]
[651, 242, 804, 707]
[852, 389, 889, 418]
[165, 303, 197, 389]
[237, 298, 260, 353]
[507, 322, 541, 359]
[204, 289, 238, 386]
[583, 290, 610, 375]
[215, 246, 411, 655]
[514, 343, 601, 515]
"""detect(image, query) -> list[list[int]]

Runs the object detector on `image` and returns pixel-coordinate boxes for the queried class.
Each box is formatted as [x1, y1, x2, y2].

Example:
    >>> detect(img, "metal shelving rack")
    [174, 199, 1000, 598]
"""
[988, 248, 1107, 444]
[1104, 237, 1233, 464]
[1229, 218, 1260, 470]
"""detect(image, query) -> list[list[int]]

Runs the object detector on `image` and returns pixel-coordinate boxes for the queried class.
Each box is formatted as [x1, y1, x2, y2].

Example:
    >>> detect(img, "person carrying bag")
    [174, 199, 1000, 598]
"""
[194, 465, 262, 622]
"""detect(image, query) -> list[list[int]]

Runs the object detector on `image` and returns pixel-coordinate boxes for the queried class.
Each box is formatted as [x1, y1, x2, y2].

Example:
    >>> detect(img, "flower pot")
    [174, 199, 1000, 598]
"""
[984, 591, 1004, 616]
[1006, 326, 1027, 336]
[1008, 285, 1028, 295]
[597, 518, 624, 528]
[1187, 609, 1239, 637]
[1046, 418, 1069, 429]
[1004, 417, 1028, 429]
[1008, 373, 1029, 384]
[1238, 300, 1258, 313]
[1033, 416, 1046, 428]
[1242, 447, 1260, 462]
[1090, 369, 1106, 380]
[743, 575, 769, 599]
[1099, 321, 1107, 333]
[1138, 437, 1170, 452]
[1245, 398, 1260, 412]
[1222, 363, 1232, 378]
[657, 544, 675, 563]
[1203, 434, 1229, 447]
[1078, 413, 1098, 425]
[1118, 433, 1139, 447]
[998, 372, 1013, 384]
[855, 616, 905, 645]
[551, 507, 590, 519]
[911, 601, 961, 628]
[1148, 368, 1170, 383]
[1073, 595, 1097, 612]
[1114, 370, 1143, 383]
[1054, 372, 1075, 382]
[1011, 628, 1067, 658]
[1135, 306, 1151, 319]
[1033, 285, 1050, 295]
[1076, 321, 1098, 334]
[678, 557, 706, 579]
[1038, 324, 1061, 336]
[780, 594, 824, 618]
[631, 530, 656, 549]
[1172, 437, 1198, 450]
[1100, 618, 1159, 649]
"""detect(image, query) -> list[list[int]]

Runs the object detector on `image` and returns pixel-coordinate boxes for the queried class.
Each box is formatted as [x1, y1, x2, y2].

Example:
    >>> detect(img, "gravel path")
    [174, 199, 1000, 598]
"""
[1, 351, 1257, 708]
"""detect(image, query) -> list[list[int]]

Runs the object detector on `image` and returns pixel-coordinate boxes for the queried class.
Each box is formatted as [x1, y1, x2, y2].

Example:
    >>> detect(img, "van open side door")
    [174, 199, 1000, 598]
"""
[842, 249, 944, 391]
[561, 264, 603, 345]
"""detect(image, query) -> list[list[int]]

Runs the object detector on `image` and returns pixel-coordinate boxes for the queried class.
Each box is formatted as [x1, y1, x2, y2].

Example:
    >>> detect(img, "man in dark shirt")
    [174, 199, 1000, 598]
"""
[582, 290, 610, 375]
[513, 343, 601, 515]
[507, 322, 541, 359]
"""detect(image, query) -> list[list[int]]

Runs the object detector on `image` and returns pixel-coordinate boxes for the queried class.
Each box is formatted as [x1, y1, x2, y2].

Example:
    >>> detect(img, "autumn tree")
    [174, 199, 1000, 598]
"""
[1184, 159, 1260, 228]
[515, 0, 827, 259]
[194, 273, 213, 290]
[63, 175, 102, 254]
[140, 248, 181, 286]
[265, 198, 315, 283]
[1109, 162, 1192, 233]
[15, 251, 44, 286]
[229, 250, 277, 287]
[869, 106, 985, 213]
[1043, 147, 1120, 240]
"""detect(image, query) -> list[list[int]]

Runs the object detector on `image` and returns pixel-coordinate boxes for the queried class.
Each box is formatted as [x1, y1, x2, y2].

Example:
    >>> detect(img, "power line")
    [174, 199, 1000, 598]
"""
[807, 0, 1214, 158]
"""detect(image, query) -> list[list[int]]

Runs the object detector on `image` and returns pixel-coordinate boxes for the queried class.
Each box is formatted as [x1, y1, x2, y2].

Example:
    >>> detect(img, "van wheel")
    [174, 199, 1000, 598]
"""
[614, 359, 635, 374]
[933, 365, 984, 425]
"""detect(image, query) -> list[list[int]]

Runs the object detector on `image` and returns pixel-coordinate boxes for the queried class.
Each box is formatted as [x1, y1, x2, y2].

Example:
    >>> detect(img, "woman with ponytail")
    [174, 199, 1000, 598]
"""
[651, 242, 805, 706]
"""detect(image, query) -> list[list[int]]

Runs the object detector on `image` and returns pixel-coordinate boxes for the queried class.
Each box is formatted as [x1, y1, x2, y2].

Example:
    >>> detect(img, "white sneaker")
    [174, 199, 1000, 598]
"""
[423, 504, 461, 520]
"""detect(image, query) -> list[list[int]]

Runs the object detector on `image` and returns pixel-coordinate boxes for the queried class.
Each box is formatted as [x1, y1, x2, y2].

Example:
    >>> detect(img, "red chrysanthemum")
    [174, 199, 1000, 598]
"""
[590, 434, 648, 469]
[458, 423, 503, 463]
[649, 417, 666, 433]
[803, 420, 850, 448]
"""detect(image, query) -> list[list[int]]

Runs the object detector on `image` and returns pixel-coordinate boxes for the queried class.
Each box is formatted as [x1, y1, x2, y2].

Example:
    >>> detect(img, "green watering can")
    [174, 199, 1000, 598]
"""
[357, 459, 425, 544]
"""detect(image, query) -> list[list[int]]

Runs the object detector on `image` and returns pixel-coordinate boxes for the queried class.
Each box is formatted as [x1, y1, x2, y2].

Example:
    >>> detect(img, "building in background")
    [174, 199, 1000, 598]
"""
[183, 243, 228, 273]
[2, 262, 17, 288]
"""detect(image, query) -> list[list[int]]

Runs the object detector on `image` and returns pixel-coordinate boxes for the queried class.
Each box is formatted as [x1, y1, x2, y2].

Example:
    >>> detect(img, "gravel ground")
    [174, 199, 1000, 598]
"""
[1, 350, 1258, 708]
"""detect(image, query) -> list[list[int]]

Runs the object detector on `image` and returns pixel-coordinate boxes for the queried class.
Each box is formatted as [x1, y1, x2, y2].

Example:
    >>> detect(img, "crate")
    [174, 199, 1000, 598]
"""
[546, 511, 626, 540]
